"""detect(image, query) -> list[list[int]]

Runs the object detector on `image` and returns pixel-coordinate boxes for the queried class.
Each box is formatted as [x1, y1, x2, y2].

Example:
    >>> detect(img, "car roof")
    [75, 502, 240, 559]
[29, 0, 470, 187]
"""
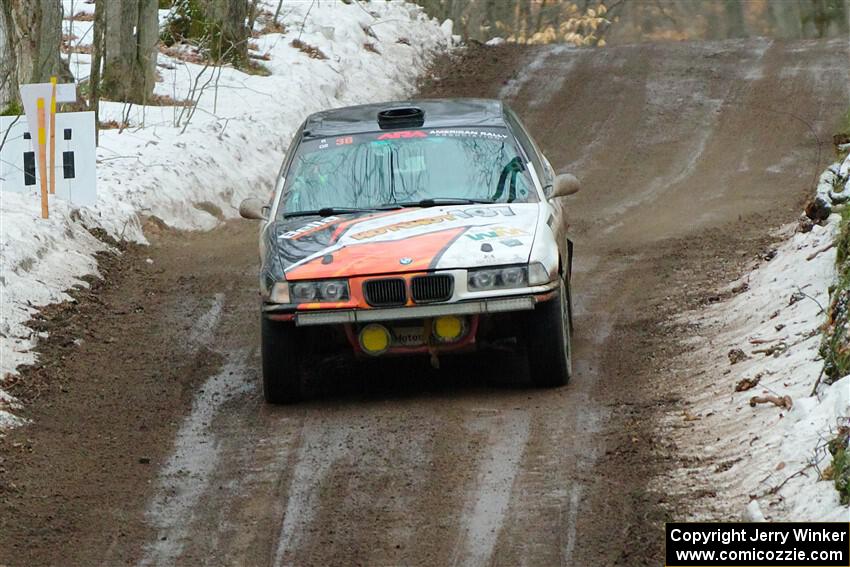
[302, 98, 507, 138]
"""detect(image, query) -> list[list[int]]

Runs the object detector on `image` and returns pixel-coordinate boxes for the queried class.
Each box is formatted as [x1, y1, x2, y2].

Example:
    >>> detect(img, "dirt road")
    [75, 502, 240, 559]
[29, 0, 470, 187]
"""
[1, 39, 847, 566]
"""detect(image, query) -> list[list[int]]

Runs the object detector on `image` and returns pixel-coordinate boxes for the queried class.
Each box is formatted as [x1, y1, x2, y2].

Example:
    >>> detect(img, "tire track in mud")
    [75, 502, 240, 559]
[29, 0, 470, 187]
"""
[134, 289, 255, 566]
[476, 252, 620, 567]
[272, 422, 358, 565]
[268, 400, 465, 567]
[449, 410, 530, 567]
[139, 350, 254, 566]
[499, 44, 578, 107]
[186, 293, 226, 347]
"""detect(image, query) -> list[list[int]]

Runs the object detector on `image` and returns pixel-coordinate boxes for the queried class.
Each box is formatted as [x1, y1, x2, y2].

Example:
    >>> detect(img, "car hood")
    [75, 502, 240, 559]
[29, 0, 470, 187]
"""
[270, 203, 540, 280]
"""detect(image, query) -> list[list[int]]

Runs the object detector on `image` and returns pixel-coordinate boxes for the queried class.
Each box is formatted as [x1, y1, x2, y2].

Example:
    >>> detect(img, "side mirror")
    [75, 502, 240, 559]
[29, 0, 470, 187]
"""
[239, 197, 268, 220]
[548, 173, 580, 199]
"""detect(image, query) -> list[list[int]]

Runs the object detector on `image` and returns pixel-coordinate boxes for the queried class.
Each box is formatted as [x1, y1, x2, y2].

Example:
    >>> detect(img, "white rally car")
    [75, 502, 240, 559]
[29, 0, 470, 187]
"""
[240, 99, 580, 403]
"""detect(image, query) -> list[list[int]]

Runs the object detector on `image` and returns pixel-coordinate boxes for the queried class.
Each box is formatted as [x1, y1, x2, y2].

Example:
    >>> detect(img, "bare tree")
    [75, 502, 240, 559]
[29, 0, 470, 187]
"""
[0, 0, 73, 112]
[89, 0, 105, 140]
[101, 0, 158, 104]
[805, 0, 849, 37]
[202, 0, 250, 66]
[0, 2, 16, 111]
[246, 0, 260, 36]
[723, 0, 748, 38]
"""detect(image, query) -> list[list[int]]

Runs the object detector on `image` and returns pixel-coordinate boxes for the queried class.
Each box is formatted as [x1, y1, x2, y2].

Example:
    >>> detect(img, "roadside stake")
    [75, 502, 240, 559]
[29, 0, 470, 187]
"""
[16, 80, 78, 216]
[49, 76, 57, 195]
[36, 98, 49, 219]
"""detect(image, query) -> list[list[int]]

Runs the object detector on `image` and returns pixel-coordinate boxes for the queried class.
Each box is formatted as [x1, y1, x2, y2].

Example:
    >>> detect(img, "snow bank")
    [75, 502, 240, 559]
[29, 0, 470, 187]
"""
[661, 218, 849, 521]
[0, 0, 454, 427]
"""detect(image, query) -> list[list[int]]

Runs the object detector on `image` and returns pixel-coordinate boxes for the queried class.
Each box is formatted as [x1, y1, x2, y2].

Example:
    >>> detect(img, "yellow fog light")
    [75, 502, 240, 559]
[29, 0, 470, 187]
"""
[434, 316, 463, 341]
[359, 324, 390, 355]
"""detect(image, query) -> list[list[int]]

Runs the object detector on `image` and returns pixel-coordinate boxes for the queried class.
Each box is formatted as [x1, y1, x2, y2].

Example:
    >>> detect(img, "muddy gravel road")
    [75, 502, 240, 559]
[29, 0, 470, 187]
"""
[1, 39, 848, 567]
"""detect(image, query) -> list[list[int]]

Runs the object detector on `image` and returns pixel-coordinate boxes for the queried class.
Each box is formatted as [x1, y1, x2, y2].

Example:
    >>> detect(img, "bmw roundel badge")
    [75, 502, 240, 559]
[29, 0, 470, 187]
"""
[399, 257, 413, 265]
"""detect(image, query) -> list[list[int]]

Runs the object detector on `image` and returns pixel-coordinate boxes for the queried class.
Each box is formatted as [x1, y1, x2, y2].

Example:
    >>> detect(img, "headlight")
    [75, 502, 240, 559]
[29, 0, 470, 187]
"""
[291, 282, 318, 302]
[288, 279, 349, 303]
[467, 263, 553, 291]
[469, 269, 498, 290]
[501, 266, 526, 286]
[318, 280, 347, 301]
[468, 265, 528, 290]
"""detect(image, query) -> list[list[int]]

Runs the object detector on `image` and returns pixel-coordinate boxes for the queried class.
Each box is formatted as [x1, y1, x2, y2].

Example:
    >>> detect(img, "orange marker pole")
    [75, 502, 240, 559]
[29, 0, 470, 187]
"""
[37, 98, 49, 219]
[49, 76, 57, 195]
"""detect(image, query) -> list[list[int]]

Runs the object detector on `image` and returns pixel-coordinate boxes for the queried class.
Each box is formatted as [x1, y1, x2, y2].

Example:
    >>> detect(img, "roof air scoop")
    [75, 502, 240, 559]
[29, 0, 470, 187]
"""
[377, 107, 425, 130]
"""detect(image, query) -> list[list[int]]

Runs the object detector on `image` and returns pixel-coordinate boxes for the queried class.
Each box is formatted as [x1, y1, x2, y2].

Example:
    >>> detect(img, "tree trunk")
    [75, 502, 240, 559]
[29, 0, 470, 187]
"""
[1, 0, 72, 112]
[534, 0, 548, 37]
[807, 0, 850, 37]
[724, 0, 749, 37]
[517, 0, 531, 42]
[89, 0, 106, 140]
[483, 0, 496, 33]
[0, 2, 18, 112]
[246, 0, 259, 37]
[101, 0, 157, 104]
[768, 0, 802, 38]
[202, 0, 249, 67]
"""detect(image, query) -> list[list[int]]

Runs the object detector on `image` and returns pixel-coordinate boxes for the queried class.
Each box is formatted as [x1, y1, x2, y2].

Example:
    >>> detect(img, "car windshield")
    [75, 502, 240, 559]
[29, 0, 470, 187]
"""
[279, 127, 537, 217]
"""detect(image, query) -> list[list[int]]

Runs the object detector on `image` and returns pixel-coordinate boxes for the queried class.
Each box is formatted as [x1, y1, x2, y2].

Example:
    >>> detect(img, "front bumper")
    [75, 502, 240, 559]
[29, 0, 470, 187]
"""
[262, 283, 559, 326]
[262, 288, 560, 357]
[293, 295, 543, 326]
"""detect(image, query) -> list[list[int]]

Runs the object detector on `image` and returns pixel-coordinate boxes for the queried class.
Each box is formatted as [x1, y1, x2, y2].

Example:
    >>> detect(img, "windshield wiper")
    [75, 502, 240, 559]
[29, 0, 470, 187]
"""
[284, 205, 401, 218]
[389, 198, 496, 208]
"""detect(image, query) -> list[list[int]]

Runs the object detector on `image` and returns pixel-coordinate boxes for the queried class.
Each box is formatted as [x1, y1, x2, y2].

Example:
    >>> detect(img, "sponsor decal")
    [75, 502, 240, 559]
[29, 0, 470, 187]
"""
[351, 212, 456, 240]
[280, 216, 340, 239]
[335, 136, 353, 145]
[459, 206, 515, 218]
[349, 206, 515, 241]
[465, 227, 528, 241]
[376, 130, 428, 140]
[429, 129, 509, 140]
[501, 238, 524, 248]
[392, 326, 425, 347]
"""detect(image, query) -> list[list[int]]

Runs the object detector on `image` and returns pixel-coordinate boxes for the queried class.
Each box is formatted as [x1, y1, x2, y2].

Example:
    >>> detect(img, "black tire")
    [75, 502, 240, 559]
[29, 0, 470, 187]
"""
[526, 277, 572, 387]
[261, 315, 304, 404]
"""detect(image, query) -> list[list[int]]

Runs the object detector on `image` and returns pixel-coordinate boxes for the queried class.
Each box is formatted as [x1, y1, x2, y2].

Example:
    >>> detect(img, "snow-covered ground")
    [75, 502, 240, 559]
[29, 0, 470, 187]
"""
[0, 0, 454, 427]
[661, 214, 849, 521]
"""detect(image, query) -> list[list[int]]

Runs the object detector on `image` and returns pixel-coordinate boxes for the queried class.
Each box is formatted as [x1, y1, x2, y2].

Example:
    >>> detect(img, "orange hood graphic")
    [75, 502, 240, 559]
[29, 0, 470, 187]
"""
[277, 204, 540, 280]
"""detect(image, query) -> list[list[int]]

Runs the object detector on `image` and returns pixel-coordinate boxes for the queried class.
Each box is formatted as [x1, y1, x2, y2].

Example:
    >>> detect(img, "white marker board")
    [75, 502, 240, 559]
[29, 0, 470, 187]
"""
[19, 82, 76, 147]
[0, 112, 97, 207]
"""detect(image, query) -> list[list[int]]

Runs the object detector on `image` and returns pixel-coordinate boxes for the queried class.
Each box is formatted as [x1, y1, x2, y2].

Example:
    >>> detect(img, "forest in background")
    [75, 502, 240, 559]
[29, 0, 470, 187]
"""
[416, 0, 850, 45]
[0, 0, 267, 116]
[2, 0, 849, 118]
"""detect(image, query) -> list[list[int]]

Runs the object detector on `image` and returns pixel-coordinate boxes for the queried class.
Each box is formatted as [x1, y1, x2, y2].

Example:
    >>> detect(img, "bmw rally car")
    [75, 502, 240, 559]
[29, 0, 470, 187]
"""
[239, 99, 580, 403]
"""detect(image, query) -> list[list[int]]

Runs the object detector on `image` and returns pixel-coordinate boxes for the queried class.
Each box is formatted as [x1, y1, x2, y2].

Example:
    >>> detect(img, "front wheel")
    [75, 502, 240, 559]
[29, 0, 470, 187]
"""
[261, 316, 305, 404]
[525, 277, 573, 387]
